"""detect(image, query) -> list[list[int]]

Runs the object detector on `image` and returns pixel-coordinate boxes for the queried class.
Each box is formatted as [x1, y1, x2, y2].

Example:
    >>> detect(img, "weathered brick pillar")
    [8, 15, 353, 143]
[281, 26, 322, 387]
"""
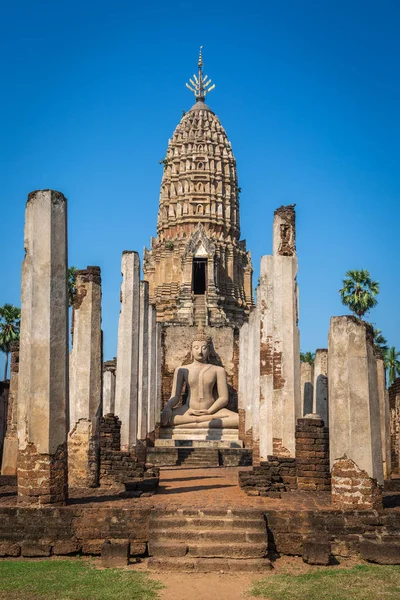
[313, 349, 328, 425]
[295, 416, 330, 491]
[17, 190, 69, 505]
[328, 316, 384, 499]
[137, 281, 149, 441]
[1, 342, 19, 475]
[376, 357, 391, 479]
[103, 359, 116, 415]
[0, 382, 9, 465]
[115, 251, 140, 451]
[332, 456, 382, 510]
[68, 266, 102, 488]
[301, 362, 314, 416]
[389, 378, 400, 474]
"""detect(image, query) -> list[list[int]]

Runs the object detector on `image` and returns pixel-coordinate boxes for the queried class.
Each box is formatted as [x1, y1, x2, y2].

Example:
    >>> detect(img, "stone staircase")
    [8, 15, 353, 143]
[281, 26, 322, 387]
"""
[148, 508, 271, 572]
[193, 295, 207, 326]
[176, 448, 219, 468]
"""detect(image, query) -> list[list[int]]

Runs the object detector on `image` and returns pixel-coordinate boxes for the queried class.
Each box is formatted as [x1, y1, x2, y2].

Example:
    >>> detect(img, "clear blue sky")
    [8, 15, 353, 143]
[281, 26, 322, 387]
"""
[1, 0, 399, 375]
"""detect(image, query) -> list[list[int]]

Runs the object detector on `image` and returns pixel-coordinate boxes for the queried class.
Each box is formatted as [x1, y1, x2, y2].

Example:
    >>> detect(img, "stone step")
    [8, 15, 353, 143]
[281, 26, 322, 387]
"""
[149, 529, 266, 544]
[147, 557, 272, 572]
[151, 508, 265, 518]
[150, 517, 266, 530]
[149, 541, 267, 559]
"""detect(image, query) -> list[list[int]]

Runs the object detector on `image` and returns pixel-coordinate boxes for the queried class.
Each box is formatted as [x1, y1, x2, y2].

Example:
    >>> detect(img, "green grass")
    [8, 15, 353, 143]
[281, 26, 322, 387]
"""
[250, 564, 400, 599]
[0, 560, 163, 600]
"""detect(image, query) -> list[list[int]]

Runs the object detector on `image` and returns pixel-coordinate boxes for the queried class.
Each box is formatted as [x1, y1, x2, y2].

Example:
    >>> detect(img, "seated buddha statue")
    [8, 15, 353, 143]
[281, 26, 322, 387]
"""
[160, 330, 239, 429]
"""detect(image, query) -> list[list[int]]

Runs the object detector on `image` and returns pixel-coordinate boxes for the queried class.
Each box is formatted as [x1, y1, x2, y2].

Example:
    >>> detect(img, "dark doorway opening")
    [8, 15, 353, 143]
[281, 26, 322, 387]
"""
[193, 259, 207, 295]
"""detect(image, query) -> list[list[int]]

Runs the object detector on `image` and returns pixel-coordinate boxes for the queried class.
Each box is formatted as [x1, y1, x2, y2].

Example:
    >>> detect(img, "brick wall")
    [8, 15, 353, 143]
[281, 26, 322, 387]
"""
[331, 456, 382, 511]
[239, 455, 297, 497]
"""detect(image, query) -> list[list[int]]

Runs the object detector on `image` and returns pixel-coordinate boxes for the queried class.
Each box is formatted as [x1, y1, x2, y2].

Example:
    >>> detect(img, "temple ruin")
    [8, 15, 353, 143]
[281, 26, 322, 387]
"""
[0, 49, 399, 569]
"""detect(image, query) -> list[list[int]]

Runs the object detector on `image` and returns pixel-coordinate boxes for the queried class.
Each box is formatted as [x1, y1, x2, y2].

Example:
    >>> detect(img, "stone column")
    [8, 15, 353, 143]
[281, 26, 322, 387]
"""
[258, 256, 274, 460]
[301, 362, 314, 416]
[115, 251, 140, 451]
[376, 357, 391, 479]
[328, 316, 384, 485]
[1, 342, 19, 475]
[137, 281, 149, 441]
[155, 322, 163, 425]
[238, 321, 249, 444]
[313, 349, 328, 425]
[147, 305, 157, 436]
[256, 206, 300, 459]
[0, 382, 9, 466]
[103, 359, 116, 415]
[389, 378, 400, 474]
[249, 303, 260, 463]
[68, 266, 102, 488]
[17, 190, 69, 505]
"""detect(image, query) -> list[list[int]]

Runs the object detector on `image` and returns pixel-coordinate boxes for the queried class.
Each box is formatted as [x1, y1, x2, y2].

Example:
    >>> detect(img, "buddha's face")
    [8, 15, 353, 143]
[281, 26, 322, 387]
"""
[192, 339, 209, 363]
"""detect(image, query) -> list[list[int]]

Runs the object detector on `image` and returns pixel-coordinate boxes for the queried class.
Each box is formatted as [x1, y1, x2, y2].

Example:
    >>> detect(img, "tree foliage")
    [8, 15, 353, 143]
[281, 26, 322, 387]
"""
[68, 266, 78, 307]
[372, 327, 388, 358]
[300, 351, 315, 365]
[339, 269, 379, 319]
[0, 304, 21, 381]
[385, 346, 400, 387]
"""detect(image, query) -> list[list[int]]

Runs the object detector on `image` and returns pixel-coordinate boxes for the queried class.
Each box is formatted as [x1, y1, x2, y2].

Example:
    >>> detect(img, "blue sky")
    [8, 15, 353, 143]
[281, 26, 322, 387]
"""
[1, 0, 399, 375]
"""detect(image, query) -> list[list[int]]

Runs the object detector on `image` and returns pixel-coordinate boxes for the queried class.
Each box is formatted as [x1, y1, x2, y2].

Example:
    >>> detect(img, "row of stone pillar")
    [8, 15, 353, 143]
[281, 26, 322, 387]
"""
[239, 204, 390, 495]
[0, 189, 162, 503]
[114, 251, 162, 452]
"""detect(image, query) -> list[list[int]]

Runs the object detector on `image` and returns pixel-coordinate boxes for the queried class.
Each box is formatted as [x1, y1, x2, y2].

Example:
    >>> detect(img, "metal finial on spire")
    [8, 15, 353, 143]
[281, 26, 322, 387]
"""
[186, 46, 215, 102]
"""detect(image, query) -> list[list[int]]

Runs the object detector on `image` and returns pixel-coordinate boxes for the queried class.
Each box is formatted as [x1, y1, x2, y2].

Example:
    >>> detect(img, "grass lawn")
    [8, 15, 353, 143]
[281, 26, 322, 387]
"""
[0, 559, 163, 600]
[250, 564, 400, 599]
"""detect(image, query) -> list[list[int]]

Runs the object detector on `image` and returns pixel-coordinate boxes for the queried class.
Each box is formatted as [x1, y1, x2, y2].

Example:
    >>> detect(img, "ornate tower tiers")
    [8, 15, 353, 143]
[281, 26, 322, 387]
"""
[143, 50, 253, 326]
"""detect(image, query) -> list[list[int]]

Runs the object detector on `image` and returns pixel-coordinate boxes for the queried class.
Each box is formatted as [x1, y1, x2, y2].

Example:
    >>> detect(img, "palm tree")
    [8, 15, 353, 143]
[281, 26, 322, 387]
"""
[68, 266, 78, 306]
[384, 347, 400, 386]
[300, 351, 315, 365]
[339, 269, 379, 319]
[0, 304, 21, 381]
[372, 327, 388, 358]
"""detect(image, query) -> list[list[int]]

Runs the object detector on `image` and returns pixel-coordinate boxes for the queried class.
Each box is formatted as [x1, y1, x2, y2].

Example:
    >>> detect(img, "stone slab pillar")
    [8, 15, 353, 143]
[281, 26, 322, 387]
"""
[328, 316, 384, 485]
[17, 190, 69, 505]
[115, 251, 140, 451]
[147, 305, 157, 436]
[137, 281, 149, 441]
[301, 362, 314, 416]
[256, 206, 301, 460]
[376, 357, 391, 479]
[238, 321, 249, 445]
[1, 342, 19, 475]
[313, 349, 328, 425]
[68, 266, 102, 488]
[103, 359, 116, 415]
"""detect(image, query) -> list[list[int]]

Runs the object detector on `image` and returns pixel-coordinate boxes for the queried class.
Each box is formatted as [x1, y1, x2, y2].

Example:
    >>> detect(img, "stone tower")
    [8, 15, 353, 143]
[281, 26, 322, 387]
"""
[143, 49, 253, 327]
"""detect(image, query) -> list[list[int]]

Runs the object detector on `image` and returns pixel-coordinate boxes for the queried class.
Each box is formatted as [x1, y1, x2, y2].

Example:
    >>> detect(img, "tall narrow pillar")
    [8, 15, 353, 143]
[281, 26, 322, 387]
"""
[313, 349, 328, 425]
[115, 251, 140, 451]
[147, 305, 157, 436]
[249, 303, 260, 463]
[259, 256, 274, 460]
[1, 342, 19, 475]
[68, 266, 102, 487]
[376, 357, 391, 479]
[103, 359, 116, 415]
[301, 362, 314, 416]
[137, 281, 149, 441]
[17, 190, 69, 505]
[256, 206, 300, 459]
[328, 316, 383, 485]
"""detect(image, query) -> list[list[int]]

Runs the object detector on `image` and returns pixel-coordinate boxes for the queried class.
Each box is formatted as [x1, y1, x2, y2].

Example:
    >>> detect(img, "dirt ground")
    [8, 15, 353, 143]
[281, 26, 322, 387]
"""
[135, 555, 364, 600]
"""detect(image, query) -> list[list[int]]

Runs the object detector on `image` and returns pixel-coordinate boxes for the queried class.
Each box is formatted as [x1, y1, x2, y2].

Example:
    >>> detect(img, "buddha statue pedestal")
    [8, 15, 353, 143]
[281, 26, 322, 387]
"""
[156, 427, 243, 448]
